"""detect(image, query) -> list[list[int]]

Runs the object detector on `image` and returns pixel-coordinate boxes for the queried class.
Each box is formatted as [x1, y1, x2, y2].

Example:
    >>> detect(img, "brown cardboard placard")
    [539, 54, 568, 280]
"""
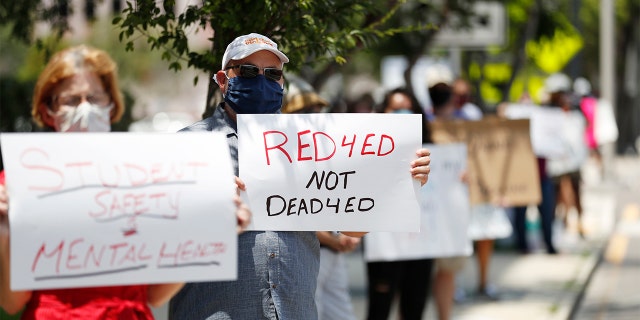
[430, 117, 541, 206]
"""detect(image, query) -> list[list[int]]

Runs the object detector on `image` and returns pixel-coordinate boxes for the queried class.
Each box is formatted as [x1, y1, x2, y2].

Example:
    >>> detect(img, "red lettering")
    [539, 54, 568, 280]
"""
[118, 245, 138, 266]
[84, 243, 105, 268]
[361, 134, 376, 155]
[109, 242, 128, 266]
[90, 190, 110, 217]
[179, 240, 194, 262]
[297, 130, 313, 161]
[377, 134, 395, 156]
[158, 242, 177, 266]
[341, 135, 357, 157]
[124, 192, 149, 215]
[150, 163, 169, 183]
[123, 163, 148, 186]
[166, 191, 180, 218]
[20, 148, 64, 192]
[66, 238, 84, 270]
[263, 130, 291, 165]
[186, 162, 208, 179]
[313, 132, 336, 161]
[137, 243, 153, 261]
[97, 164, 121, 187]
[32, 241, 64, 273]
[65, 161, 93, 186]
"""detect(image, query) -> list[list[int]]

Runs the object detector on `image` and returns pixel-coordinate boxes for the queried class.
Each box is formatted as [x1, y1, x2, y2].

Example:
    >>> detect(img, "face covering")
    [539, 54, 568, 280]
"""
[392, 109, 413, 114]
[224, 75, 283, 114]
[48, 101, 112, 132]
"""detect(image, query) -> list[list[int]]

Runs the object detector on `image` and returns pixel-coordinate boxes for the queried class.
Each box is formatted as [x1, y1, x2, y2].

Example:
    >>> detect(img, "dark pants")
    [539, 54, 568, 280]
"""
[514, 176, 557, 254]
[366, 259, 434, 320]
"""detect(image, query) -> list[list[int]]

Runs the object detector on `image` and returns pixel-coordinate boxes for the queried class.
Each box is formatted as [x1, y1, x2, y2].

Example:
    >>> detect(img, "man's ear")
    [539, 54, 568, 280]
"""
[215, 71, 227, 90]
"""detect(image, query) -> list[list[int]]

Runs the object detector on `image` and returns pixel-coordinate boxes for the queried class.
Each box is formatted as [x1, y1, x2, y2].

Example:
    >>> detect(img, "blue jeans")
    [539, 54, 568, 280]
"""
[513, 176, 557, 254]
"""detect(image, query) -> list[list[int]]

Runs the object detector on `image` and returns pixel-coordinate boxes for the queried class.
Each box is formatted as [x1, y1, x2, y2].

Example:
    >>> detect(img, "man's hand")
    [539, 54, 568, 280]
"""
[234, 177, 251, 234]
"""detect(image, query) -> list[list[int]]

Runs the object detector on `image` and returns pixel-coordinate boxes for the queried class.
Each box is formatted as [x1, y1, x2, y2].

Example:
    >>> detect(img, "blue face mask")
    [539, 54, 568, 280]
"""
[224, 75, 283, 114]
[392, 109, 413, 114]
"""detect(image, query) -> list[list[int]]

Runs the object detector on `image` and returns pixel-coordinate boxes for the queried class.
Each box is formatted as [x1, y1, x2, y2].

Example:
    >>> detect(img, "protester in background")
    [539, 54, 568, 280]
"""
[574, 77, 602, 177]
[365, 88, 434, 320]
[510, 74, 562, 255]
[547, 74, 586, 238]
[452, 78, 483, 121]
[282, 75, 361, 320]
[168, 33, 432, 320]
[427, 81, 470, 319]
[0, 45, 248, 318]
[346, 93, 376, 113]
[450, 77, 502, 300]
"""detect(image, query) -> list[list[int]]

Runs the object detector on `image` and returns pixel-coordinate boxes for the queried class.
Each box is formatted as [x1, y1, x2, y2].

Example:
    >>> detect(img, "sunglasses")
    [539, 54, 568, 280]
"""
[225, 64, 283, 82]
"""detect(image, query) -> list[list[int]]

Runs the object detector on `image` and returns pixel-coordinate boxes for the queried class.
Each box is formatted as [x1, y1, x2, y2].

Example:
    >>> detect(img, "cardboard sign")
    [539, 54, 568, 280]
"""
[1, 133, 237, 290]
[364, 143, 473, 262]
[430, 118, 541, 206]
[237, 113, 422, 232]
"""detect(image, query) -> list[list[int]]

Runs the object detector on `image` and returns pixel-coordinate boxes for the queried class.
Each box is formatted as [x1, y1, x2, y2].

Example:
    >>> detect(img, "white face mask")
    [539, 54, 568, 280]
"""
[48, 102, 113, 132]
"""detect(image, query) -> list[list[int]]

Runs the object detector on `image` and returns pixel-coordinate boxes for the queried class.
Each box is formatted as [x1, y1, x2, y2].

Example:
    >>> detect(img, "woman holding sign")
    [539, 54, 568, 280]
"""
[0, 45, 251, 318]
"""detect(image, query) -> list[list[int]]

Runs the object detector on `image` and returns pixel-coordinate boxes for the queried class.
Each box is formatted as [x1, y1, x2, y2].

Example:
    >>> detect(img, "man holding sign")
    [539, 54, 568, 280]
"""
[168, 33, 432, 320]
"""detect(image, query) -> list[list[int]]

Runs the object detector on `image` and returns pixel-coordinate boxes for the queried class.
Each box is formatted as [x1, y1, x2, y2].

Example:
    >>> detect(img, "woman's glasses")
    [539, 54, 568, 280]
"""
[225, 64, 283, 82]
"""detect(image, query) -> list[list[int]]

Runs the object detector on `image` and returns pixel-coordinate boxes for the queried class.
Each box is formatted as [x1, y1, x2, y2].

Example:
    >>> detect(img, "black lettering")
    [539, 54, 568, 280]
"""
[345, 197, 356, 212]
[266, 195, 285, 216]
[287, 198, 298, 216]
[311, 198, 323, 214]
[325, 171, 338, 190]
[338, 171, 356, 189]
[358, 198, 375, 211]
[298, 198, 309, 215]
[326, 198, 340, 213]
[306, 171, 325, 190]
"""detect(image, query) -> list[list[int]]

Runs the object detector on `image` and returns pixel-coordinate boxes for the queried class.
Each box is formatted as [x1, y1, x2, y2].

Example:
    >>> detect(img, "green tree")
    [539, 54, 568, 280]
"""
[113, 0, 443, 116]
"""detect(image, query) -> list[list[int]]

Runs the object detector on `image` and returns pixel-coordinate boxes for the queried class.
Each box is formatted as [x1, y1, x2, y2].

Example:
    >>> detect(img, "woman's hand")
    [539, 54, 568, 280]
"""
[411, 148, 431, 186]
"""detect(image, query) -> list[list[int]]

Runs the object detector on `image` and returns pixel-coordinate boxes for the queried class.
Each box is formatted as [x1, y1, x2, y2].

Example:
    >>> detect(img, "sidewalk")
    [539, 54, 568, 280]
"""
[347, 156, 638, 320]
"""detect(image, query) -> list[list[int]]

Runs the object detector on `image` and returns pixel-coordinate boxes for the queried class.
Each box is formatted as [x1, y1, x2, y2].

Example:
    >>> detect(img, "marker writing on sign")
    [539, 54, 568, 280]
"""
[19, 148, 209, 234]
[265, 170, 374, 216]
[262, 130, 395, 165]
[30, 238, 227, 280]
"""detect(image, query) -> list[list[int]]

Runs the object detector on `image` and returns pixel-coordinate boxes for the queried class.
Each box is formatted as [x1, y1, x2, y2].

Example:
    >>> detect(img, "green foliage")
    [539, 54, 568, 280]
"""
[113, 0, 430, 74]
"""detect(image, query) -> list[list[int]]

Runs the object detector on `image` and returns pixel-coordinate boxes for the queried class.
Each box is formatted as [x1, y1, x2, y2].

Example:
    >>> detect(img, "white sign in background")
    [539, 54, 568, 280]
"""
[364, 143, 472, 262]
[503, 104, 588, 176]
[1, 132, 238, 290]
[238, 113, 422, 232]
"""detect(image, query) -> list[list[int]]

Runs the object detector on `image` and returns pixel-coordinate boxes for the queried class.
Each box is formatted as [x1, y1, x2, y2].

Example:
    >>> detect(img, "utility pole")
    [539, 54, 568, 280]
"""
[600, 0, 616, 181]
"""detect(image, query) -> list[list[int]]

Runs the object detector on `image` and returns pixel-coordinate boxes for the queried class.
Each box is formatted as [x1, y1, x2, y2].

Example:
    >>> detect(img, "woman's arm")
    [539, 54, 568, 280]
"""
[147, 283, 185, 308]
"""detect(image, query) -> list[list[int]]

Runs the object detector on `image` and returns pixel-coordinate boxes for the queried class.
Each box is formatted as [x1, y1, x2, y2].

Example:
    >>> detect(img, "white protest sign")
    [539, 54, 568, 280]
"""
[364, 143, 472, 262]
[503, 103, 565, 158]
[504, 104, 588, 175]
[1, 132, 237, 290]
[237, 113, 422, 231]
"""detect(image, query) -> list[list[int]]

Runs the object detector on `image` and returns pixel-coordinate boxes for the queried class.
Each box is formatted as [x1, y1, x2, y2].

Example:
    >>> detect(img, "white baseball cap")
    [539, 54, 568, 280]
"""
[221, 33, 289, 70]
[544, 73, 571, 93]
